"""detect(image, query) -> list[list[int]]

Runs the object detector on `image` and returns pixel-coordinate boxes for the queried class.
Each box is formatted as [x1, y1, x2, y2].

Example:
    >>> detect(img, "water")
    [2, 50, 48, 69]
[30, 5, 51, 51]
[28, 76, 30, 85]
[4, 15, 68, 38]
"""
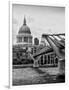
[12, 67, 65, 85]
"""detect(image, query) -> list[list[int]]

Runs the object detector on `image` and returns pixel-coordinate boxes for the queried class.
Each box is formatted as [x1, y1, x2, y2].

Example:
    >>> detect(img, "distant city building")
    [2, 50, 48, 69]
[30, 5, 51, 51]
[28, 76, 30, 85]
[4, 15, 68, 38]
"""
[34, 38, 39, 45]
[17, 17, 33, 45]
[40, 37, 46, 46]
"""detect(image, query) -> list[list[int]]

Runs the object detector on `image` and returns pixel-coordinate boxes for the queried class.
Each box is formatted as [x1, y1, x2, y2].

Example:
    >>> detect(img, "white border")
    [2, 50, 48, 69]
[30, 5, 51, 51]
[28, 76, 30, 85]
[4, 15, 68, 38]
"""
[10, 0, 67, 7]
[9, 1, 12, 88]
[9, 0, 68, 89]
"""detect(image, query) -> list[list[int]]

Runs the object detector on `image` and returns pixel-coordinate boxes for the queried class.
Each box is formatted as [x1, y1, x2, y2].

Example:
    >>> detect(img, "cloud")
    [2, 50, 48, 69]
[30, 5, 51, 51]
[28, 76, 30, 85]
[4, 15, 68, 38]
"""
[27, 16, 34, 23]
[12, 18, 18, 25]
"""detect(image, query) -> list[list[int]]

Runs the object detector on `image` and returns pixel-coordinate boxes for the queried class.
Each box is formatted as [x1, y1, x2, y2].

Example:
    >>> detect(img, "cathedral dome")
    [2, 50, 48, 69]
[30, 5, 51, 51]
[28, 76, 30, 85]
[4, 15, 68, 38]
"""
[19, 25, 31, 34]
[18, 17, 31, 34]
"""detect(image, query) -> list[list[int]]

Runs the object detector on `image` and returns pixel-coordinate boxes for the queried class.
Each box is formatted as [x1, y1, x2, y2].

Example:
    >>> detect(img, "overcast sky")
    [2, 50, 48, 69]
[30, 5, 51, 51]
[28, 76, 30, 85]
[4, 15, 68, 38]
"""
[12, 4, 65, 45]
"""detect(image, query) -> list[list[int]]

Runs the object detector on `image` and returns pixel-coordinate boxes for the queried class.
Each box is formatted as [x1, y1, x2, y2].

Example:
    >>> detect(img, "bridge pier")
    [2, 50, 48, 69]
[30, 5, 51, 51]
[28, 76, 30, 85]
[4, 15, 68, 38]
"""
[58, 59, 65, 74]
[33, 60, 39, 67]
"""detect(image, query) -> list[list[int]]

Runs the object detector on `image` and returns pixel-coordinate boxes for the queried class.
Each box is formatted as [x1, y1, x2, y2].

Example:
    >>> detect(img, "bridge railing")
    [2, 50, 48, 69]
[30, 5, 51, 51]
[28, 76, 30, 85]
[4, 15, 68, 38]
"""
[42, 33, 65, 60]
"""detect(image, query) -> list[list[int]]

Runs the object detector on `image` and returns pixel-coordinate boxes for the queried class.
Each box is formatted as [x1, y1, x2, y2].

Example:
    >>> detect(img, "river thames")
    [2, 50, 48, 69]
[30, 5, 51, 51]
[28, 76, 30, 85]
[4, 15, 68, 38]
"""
[12, 67, 65, 86]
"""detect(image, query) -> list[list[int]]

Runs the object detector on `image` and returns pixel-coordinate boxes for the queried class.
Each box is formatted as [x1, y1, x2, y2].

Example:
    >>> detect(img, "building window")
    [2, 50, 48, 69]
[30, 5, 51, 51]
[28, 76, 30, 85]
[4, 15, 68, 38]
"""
[55, 58, 58, 64]
[44, 55, 47, 64]
[34, 47, 37, 53]
[48, 55, 50, 64]
[31, 48, 33, 54]
[18, 37, 22, 42]
[29, 37, 32, 43]
[51, 54, 54, 64]
[41, 55, 43, 65]
[24, 37, 28, 42]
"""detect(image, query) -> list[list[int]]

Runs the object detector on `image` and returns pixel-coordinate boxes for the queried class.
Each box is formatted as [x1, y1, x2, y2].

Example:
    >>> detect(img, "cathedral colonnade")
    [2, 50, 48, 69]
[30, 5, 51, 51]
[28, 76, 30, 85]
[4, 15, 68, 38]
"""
[17, 35, 32, 44]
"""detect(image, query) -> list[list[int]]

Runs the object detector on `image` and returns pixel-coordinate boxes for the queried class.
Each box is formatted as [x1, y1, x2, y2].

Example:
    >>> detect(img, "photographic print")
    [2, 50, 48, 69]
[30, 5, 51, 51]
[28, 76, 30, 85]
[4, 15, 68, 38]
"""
[12, 4, 65, 86]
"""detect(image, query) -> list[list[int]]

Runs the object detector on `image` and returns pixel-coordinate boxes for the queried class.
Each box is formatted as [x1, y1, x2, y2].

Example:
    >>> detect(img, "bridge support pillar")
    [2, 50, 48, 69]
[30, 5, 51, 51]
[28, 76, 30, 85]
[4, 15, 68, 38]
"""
[33, 60, 39, 67]
[58, 59, 65, 75]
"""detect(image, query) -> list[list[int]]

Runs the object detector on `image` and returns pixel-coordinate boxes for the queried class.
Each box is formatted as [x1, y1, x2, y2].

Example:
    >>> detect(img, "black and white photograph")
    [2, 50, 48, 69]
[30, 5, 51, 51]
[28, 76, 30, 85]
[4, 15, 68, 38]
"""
[12, 4, 65, 86]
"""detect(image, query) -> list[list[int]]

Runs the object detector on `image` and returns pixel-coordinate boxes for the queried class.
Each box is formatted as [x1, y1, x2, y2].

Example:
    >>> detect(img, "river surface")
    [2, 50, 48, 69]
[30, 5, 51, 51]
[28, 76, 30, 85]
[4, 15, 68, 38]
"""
[12, 67, 64, 86]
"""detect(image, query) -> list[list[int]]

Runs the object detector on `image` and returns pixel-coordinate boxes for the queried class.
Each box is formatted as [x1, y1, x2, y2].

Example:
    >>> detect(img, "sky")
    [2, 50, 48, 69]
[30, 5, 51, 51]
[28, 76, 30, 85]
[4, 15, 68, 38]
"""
[12, 4, 65, 45]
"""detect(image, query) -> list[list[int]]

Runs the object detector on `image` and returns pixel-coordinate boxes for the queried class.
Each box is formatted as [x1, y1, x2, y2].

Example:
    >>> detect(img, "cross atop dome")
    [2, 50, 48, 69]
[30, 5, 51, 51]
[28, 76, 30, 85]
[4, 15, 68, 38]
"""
[23, 16, 26, 25]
